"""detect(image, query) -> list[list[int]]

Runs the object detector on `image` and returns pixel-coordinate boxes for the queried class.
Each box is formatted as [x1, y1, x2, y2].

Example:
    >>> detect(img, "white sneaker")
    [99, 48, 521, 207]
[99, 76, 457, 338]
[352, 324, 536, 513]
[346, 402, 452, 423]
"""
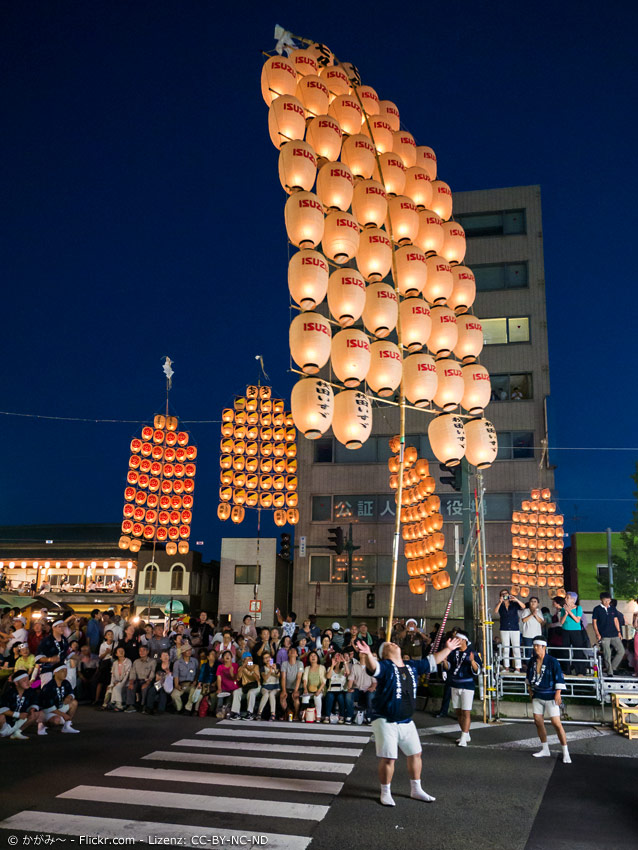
[37, 725, 48, 736]
[61, 724, 80, 734]
[10, 731, 29, 740]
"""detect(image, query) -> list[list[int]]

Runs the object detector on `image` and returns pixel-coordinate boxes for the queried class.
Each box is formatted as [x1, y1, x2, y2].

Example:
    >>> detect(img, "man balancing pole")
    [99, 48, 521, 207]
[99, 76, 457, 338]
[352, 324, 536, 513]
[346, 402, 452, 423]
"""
[356, 635, 461, 807]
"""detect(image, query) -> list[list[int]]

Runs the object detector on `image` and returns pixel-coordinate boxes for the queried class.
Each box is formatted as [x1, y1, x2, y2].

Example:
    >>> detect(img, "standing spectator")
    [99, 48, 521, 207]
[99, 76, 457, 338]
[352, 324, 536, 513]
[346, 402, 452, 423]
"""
[520, 597, 545, 669]
[119, 624, 140, 661]
[358, 622, 374, 646]
[214, 631, 237, 660]
[611, 600, 626, 634]
[279, 646, 304, 720]
[330, 622, 345, 650]
[270, 627, 281, 652]
[139, 624, 154, 647]
[401, 619, 431, 660]
[296, 619, 316, 648]
[125, 644, 155, 712]
[104, 646, 132, 711]
[495, 589, 525, 672]
[171, 645, 199, 712]
[560, 593, 588, 675]
[240, 615, 258, 646]
[442, 632, 481, 747]
[308, 615, 322, 643]
[27, 619, 47, 655]
[548, 596, 565, 663]
[230, 655, 261, 719]
[94, 629, 116, 706]
[276, 609, 298, 639]
[253, 628, 275, 666]
[76, 646, 98, 703]
[316, 635, 334, 666]
[592, 592, 624, 676]
[39, 665, 80, 734]
[541, 606, 552, 638]
[276, 636, 293, 667]
[102, 612, 123, 643]
[235, 635, 253, 662]
[296, 636, 310, 664]
[302, 650, 326, 721]
[256, 652, 280, 721]
[216, 651, 239, 718]
[87, 610, 103, 654]
[144, 651, 173, 715]
[148, 624, 170, 660]
[190, 611, 214, 650]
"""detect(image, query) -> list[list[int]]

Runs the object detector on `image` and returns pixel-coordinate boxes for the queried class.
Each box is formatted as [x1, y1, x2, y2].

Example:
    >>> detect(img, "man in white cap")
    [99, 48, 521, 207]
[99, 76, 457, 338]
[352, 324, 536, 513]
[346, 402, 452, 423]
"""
[331, 622, 344, 650]
[356, 635, 461, 807]
[442, 632, 481, 746]
[9, 616, 29, 649]
[401, 619, 431, 660]
[0, 670, 43, 740]
[39, 664, 80, 734]
[37, 619, 70, 686]
[526, 637, 570, 763]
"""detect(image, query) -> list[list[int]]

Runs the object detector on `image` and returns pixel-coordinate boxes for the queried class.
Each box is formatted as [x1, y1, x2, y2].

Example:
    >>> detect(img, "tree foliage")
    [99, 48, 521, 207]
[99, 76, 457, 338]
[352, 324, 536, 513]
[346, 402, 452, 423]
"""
[614, 462, 638, 600]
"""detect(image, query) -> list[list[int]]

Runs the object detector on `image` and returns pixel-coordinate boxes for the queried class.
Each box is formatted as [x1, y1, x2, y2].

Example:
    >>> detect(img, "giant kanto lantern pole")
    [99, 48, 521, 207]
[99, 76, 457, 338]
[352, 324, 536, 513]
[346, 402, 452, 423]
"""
[510, 488, 566, 599]
[261, 32, 498, 630]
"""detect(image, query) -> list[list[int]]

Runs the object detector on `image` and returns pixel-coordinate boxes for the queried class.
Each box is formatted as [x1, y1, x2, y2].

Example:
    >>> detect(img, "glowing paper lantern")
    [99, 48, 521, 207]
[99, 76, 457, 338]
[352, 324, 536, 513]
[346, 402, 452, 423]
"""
[363, 115, 394, 153]
[340, 134, 375, 178]
[366, 340, 402, 396]
[433, 359, 464, 411]
[261, 55, 298, 104]
[357, 228, 392, 281]
[428, 413, 466, 466]
[356, 84, 380, 114]
[415, 210, 444, 255]
[352, 179, 388, 228]
[290, 48, 318, 77]
[409, 577, 427, 595]
[288, 249, 329, 310]
[306, 114, 342, 161]
[440, 221, 466, 265]
[461, 364, 491, 415]
[430, 180, 453, 220]
[268, 95, 306, 148]
[289, 311, 331, 374]
[319, 64, 350, 96]
[278, 141, 317, 193]
[328, 94, 363, 135]
[454, 314, 484, 363]
[284, 191, 324, 248]
[331, 329, 371, 387]
[424, 255, 453, 304]
[393, 246, 427, 297]
[296, 75, 330, 117]
[392, 130, 417, 167]
[379, 100, 400, 130]
[322, 211, 360, 263]
[416, 146, 437, 180]
[387, 195, 419, 245]
[327, 267, 366, 327]
[399, 297, 431, 351]
[404, 166, 433, 209]
[362, 282, 398, 337]
[290, 378, 334, 439]
[316, 161, 354, 211]
[332, 390, 373, 449]
[403, 353, 438, 407]
[372, 153, 406, 196]
[449, 265, 476, 315]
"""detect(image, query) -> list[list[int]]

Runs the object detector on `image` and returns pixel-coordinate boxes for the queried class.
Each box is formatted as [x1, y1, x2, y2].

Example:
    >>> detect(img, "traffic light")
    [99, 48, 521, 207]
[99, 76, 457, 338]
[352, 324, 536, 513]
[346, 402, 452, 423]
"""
[439, 463, 462, 491]
[279, 533, 291, 560]
[366, 591, 375, 609]
[327, 526, 344, 555]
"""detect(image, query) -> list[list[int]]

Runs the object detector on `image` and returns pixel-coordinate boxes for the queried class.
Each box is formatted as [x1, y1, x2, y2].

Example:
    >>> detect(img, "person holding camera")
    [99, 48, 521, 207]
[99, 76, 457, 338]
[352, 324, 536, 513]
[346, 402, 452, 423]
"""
[526, 638, 571, 763]
[230, 654, 261, 719]
[495, 589, 525, 672]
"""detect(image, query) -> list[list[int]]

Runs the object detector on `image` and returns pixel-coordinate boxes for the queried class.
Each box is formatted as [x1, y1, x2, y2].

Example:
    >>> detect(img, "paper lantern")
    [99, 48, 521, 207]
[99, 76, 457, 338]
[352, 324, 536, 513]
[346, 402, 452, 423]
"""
[284, 191, 324, 248]
[352, 179, 388, 228]
[261, 55, 297, 103]
[400, 297, 431, 351]
[316, 161, 354, 211]
[332, 390, 373, 449]
[430, 180, 453, 220]
[356, 84, 380, 114]
[464, 418, 498, 469]
[296, 75, 330, 117]
[331, 329, 371, 387]
[340, 133, 375, 178]
[357, 228, 392, 281]
[428, 414, 466, 466]
[327, 267, 366, 327]
[363, 115, 393, 153]
[362, 282, 398, 337]
[461, 364, 491, 415]
[230, 505, 245, 524]
[268, 95, 306, 148]
[416, 146, 437, 180]
[328, 94, 363, 135]
[288, 249, 329, 310]
[541, 488, 551, 500]
[305, 114, 343, 161]
[274, 509, 287, 527]
[433, 359, 464, 411]
[287, 508, 300, 525]
[454, 314, 484, 363]
[440, 221, 466, 265]
[449, 265, 476, 315]
[290, 377, 334, 439]
[403, 166, 433, 210]
[423, 255, 453, 304]
[409, 577, 427, 595]
[290, 48, 318, 76]
[372, 153, 406, 196]
[319, 64, 350, 96]
[403, 353, 437, 407]
[322, 211, 360, 263]
[379, 99, 400, 131]
[393, 246, 427, 297]
[415, 210, 444, 256]
[392, 130, 417, 167]
[428, 305, 458, 357]
[387, 195, 419, 245]
[278, 141, 317, 193]
[432, 571, 450, 590]
[367, 341, 402, 397]
[289, 311, 331, 374]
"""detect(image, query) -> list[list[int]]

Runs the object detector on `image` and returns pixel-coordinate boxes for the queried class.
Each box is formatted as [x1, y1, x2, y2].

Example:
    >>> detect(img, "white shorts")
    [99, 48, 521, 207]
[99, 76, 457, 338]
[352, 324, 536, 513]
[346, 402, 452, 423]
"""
[532, 698, 560, 718]
[372, 717, 421, 759]
[43, 704, 70, 721]
[451, 687, 474, 711]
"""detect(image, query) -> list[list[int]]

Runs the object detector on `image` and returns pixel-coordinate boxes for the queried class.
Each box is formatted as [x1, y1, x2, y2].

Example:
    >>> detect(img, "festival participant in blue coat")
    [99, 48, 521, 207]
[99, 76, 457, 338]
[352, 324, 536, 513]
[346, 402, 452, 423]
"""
[526, 637, 571, 763]
[39, 664, 80, 735]
[356, 635, 461, 807]
[0, 670, 43, 740]
[37, 619, 70, 686]
[442, 632, 481, 747]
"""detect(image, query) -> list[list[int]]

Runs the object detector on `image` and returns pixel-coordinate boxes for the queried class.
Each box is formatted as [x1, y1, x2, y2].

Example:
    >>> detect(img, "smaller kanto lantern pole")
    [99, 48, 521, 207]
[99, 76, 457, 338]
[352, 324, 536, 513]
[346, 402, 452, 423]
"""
[474, 476, 494, 722]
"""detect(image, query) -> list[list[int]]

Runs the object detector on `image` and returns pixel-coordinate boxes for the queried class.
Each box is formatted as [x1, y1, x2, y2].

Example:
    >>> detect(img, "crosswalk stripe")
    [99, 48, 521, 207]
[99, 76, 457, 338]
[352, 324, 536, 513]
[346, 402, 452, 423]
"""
[487, 727, 613, 749]
[219, 718, 370, 733]
[197, 727, 371, 744]
[419, 722, 507, 736]
[0, 811, 311, 850]
[59, 785, 330, 821]
[107, 765, 344, 795]
[143, 750, 355, 773]
[171, 738, 363, 757]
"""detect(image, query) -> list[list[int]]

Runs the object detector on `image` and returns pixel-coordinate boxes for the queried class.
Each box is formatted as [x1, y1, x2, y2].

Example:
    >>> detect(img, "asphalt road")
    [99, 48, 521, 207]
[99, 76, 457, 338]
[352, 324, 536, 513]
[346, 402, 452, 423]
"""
[0, 706, 635, 849]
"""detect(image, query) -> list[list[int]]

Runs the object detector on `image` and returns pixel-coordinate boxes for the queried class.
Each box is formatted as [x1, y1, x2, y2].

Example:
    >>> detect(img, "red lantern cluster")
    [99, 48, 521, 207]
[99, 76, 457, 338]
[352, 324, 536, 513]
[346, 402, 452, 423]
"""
[510, 487, 565, 598]
[120, 414, 196, 556]
[217, 385, 299, 526]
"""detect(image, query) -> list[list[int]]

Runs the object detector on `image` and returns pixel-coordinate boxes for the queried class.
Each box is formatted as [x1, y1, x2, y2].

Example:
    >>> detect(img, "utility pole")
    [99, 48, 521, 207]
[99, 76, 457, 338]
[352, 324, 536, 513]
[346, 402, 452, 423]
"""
[461, 457, 475, 640]
[607, 527, 615, 597]
[345, 523, 361, 623]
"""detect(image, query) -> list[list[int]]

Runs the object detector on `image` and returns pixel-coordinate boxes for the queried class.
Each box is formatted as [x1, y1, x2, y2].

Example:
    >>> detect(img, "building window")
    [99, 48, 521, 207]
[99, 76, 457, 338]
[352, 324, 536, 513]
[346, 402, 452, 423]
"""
[455, 209, 526, 237]
[310, 555, 331, 583]
[490, 373, 533, 401]
[474, 262, 528, 291]
[143, 565, 158, 591]
[234, 564, 260, 584]
[482, 317, 530, 345]
[314, 438, 334, 463]
[496, 432, 535, 460]
[310, 553, 379, 584]
[170, 564, 185, 592]
[596, 564, 609, 588]
[312, 495, 333, 521]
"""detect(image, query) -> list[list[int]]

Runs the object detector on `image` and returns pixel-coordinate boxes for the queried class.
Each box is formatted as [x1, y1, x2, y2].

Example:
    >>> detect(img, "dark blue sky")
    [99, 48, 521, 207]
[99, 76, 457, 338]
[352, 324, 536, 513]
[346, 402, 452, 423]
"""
[1, 1, 636, 556]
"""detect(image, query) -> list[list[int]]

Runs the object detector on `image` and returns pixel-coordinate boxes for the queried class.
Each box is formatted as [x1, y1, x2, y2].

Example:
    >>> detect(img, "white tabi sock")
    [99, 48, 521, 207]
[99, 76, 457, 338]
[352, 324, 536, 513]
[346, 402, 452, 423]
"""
[457, 731, 470, 747]
[410, 779, 436, 801]
[532, 742, 550, 757]
[380, 783, 395, 806]
[562, 745, 571, 764]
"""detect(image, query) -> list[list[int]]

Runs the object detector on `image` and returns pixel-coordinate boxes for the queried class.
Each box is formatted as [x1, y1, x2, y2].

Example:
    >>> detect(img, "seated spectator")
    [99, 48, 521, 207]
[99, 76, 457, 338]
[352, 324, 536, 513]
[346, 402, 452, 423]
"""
[240, 614, 258, 646]
[169, 633, 191, 665]
[296, 635, 310, 663]
[214, 630, 237, 660]
[190, 649, 220, 717]
[216, 650, 239, 718]
[279, 646, 304, 720]
[324, 652, 352, 724]
[256, 652, 280, 721]
[125, 644, 155, 712]
[9, 615, 29, 651]
[139, 624, 154, 647]
[270, 627, 281, 652]
[147, 624, 171, 661]
[171, 645, 199, 712]
[13, 643, 36, 675]
[344, 624, 359, 647]
[76, 646, 98, 703]
[0, 670, 43, 740]
[230, 655, 262, 719]
[296, 619, 316, 649]
[316, 635, 334, 667]
[301, 651, 326, 721]
[276, 635, 293, 667]
[347, 648, 376, 724]
[38, 665, 80, 734]
[27, 619, 47, 655]
[103, 645, 132, 711]
[235, 635, 253, 662]
[94, 629, 116, 707]
[144, 651, 173, 715]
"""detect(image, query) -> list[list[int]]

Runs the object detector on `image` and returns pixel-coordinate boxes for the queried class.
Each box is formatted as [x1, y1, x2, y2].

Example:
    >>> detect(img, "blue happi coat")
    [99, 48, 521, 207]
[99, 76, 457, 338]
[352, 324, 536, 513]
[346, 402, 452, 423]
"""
[447, 648, 482, 691]
[372, 656, 436, 722]
[526, 652, 566, 700]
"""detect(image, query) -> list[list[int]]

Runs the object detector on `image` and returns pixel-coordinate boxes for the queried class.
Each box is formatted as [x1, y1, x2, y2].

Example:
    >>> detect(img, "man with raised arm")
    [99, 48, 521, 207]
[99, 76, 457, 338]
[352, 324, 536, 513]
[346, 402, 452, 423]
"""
[355, 635, 461, 807]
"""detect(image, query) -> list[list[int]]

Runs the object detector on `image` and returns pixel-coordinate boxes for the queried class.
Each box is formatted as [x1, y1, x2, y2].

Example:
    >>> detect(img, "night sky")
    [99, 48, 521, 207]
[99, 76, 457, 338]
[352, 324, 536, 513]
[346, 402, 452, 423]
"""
[1, 1, 636, 558]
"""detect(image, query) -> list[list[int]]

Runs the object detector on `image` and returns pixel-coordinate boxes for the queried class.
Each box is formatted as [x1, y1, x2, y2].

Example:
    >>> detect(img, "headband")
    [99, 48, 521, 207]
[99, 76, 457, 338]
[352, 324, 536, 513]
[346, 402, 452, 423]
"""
[456, 633, 471, 645]
[405, 619, 418, 627]
[13, 670, 29, 682]
[52, 620, 65, 628]
[53, 664, 68, 673]
[533, 638, 547, 646]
